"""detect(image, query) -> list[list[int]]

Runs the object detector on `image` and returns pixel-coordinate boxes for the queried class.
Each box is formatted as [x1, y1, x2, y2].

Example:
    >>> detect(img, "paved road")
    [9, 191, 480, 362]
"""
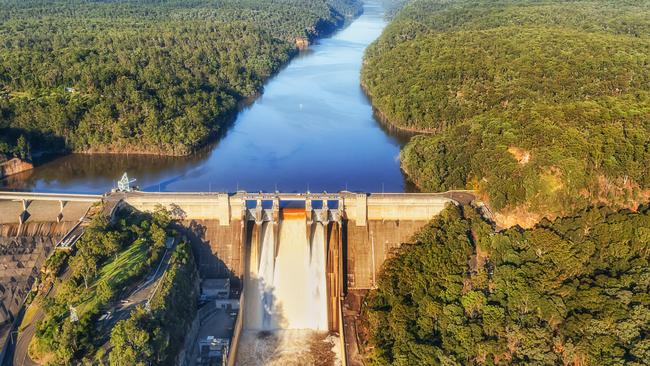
[93, 243, 174, 354]
[13, 307, 42, 366]
[13, 243, 173, 366]
[13, 268, 72, 366]
[442, 191, 476, 205]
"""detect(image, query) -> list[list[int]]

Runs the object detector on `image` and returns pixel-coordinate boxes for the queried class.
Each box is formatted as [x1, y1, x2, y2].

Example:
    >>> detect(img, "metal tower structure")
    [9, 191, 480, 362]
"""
[117, 172, 136, 192]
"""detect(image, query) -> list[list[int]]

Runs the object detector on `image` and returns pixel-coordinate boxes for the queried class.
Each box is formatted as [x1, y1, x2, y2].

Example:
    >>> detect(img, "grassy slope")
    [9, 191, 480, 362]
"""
[76, 239, 148, 315]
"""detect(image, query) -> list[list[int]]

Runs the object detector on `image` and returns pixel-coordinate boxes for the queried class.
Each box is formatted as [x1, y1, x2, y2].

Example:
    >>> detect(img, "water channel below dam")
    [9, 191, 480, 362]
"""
[239, 216, 334, 365]
[1, 1, 414, 195]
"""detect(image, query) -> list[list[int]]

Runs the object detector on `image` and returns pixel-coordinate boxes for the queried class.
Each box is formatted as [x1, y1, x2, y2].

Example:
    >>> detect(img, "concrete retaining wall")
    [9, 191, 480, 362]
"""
[227, 292, 244, 366]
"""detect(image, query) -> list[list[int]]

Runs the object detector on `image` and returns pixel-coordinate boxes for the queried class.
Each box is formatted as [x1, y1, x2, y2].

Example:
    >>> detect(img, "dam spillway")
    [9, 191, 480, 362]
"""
[243, 200, 341, 331]
[244, 214, 329, 331]
[239, 209, 333, 365]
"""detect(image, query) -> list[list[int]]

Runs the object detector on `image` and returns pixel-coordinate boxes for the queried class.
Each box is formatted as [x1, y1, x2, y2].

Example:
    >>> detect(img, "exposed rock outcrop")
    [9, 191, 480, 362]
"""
[0, 158, 33, 178]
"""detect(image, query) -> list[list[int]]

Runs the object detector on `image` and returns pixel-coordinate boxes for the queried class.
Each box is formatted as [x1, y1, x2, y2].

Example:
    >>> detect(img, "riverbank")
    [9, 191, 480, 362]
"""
[4, 6, 365, 174]
[0, 158, 34, 178]
[2, 1, 408, 194]
[359, 81, 438, 135]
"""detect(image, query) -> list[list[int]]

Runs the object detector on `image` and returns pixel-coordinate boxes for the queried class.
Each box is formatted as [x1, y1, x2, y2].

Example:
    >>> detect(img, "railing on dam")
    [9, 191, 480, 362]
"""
[0, 192, 102, 202]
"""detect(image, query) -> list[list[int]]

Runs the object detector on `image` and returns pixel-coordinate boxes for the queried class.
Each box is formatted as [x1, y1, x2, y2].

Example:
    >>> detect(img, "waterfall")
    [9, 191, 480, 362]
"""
[258, 222, 275, 329]
[244, 213, 328, 331]
[309, 222, 329, 330]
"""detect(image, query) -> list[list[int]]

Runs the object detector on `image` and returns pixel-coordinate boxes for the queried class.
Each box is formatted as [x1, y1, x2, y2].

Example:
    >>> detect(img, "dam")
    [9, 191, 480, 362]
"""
[0, 190, 472, 365]
[122, 190, 469, 364]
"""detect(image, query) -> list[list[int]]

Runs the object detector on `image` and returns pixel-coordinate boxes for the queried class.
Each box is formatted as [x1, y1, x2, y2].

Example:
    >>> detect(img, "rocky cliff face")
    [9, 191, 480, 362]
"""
[295, 37, 310, 50]
[0, 158, 33, 178]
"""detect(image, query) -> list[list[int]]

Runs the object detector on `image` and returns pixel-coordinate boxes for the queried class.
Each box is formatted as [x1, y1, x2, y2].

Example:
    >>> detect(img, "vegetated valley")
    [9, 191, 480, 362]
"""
[359, 1, 650, 365]
[362, 0, 650, 226]
[0, 0, 362, 160]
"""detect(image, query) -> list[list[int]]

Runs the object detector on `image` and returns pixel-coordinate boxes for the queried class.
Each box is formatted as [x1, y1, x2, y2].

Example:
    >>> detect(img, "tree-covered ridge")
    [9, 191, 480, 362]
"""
[31, 206, 174, 364]
[403, 94, 650, 222]
[365, 204, 650, 365]
[0, 0, 361, 42]
[381, 0, 650, 38]
[108, 243, 197, 366]
[0, 0, 361, 157]
[362, 0, 650, 225]
[365, 26, 650, 131]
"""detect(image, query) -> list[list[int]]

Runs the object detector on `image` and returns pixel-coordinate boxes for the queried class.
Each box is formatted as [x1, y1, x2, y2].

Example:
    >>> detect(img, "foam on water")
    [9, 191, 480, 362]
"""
[236, 330, 341, 366]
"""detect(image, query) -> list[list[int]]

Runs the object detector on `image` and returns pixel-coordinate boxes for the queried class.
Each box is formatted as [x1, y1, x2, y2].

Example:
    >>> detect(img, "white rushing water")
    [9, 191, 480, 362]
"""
[244, 219, 328, 330]
[239, 216, 334, 365]
[236, 330, 341, 366]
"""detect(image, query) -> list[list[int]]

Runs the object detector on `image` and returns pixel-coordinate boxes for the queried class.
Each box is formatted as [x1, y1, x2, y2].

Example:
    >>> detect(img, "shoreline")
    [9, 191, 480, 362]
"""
[4, 9, 365, 177]
[360, 80, 439, 135]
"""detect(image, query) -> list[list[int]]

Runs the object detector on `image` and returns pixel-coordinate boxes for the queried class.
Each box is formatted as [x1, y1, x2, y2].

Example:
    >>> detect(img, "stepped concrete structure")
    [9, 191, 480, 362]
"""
[0, 193, 100, 362]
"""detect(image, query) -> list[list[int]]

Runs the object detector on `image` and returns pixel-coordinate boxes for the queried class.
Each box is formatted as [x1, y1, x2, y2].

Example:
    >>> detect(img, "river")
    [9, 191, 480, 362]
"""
[1, 2, 413, 194]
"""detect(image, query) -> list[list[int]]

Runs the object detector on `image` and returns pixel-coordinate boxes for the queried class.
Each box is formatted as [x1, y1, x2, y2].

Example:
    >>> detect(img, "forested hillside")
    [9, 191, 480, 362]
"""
[362, 0, 650, 225]
[364, 204, 650, 365]
[0, 0, 361, 158]
[27, 205, 200, 365]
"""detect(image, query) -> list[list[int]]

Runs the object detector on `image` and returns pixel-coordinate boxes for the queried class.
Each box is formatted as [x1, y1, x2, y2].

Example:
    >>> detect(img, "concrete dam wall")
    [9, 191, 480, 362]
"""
[125, 191, 455, 294]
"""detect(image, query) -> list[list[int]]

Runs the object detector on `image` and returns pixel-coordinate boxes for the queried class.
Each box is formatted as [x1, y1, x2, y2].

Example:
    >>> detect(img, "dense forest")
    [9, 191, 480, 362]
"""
[108, 243, 197, 366]
[364, 203, 650, 365]
[362, 0, 650, 225]
[0, 0, 362, 158]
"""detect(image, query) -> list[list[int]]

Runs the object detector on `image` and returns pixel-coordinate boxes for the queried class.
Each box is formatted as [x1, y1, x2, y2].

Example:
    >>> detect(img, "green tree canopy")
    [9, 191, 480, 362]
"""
[0, 0, 362, 157]
[365, 204, 650, 365]
[362, 0, 650, 223]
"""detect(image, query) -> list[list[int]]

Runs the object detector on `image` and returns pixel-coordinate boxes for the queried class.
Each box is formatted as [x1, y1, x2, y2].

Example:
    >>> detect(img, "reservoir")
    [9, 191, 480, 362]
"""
[1, 2, 411, 194]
